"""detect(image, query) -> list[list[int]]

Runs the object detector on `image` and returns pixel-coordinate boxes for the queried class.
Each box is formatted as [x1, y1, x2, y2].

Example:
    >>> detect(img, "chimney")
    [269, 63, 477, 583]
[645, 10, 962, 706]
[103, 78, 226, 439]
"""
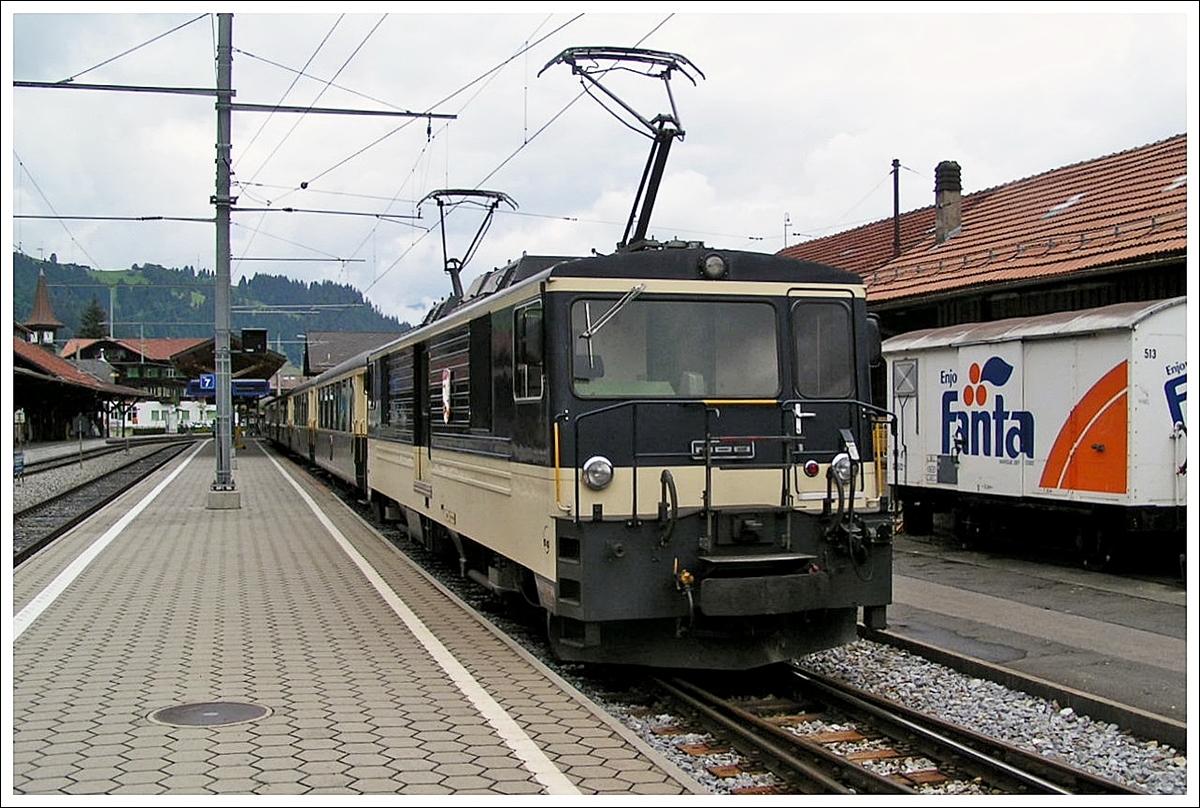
[934, 160, 962, 244]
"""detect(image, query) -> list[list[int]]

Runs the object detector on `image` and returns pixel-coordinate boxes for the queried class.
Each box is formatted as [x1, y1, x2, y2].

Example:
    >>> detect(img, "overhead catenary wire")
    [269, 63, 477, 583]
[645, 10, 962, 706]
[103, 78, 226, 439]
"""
[231, 15, 389, 288]
[366, 13, 677, 297]
[235, 14, 349, 183]
[13, 150, 107, 271]
[58, 13, 209, 85]
[16, 13, 722, 333]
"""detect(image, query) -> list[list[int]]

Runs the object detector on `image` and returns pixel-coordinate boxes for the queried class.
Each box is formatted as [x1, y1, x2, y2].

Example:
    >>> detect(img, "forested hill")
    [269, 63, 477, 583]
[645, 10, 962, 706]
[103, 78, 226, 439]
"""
[12, 251, 411, 365]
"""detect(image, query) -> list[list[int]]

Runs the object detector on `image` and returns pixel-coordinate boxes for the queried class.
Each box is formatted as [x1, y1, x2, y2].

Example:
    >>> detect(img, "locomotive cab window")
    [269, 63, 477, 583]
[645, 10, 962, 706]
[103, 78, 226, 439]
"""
[571, 296, 778, 398]
[514, 301, 544, 401]
[792, 299, 854, 398]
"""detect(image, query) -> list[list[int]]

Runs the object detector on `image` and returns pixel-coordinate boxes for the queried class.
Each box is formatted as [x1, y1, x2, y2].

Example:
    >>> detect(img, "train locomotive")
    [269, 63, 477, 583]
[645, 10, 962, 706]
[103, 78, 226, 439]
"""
[264, 246, 895, 669]
[262, 46, 896, 669]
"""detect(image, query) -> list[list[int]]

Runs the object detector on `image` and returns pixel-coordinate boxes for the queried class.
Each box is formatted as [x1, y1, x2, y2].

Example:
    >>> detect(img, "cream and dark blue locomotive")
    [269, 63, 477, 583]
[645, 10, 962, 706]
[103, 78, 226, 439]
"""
[264, 245, 895, 669]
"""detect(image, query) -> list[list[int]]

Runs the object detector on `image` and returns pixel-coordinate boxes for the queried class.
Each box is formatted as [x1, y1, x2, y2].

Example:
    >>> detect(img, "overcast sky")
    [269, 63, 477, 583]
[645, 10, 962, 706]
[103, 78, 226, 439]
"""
[4, 4, 1196, 330]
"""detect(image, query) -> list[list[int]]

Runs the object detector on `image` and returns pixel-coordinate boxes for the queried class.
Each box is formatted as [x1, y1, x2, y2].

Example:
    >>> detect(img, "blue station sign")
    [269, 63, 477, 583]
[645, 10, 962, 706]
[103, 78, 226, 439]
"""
[185, 378, 272, 400]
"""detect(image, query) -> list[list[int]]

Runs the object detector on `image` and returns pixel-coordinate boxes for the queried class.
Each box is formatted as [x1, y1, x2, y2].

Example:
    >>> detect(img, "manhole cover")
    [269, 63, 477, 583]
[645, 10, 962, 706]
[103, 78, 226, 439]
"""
[149, 701, 270, 727]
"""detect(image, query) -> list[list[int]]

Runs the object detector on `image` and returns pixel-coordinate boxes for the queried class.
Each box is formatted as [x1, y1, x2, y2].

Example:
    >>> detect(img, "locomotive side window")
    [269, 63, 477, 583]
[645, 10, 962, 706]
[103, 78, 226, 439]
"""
[429, 326, 471, 429]
[469, 316, 492, 430]
[571, 298, 778, 398]
[792, 299, 854, 398]
[514, 302, 544, 401]
[387, 348, 415, 439]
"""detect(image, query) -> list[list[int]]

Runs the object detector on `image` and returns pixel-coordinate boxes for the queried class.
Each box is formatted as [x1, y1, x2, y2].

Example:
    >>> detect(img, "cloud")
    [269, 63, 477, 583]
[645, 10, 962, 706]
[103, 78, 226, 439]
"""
[6, 8, 1194, 325]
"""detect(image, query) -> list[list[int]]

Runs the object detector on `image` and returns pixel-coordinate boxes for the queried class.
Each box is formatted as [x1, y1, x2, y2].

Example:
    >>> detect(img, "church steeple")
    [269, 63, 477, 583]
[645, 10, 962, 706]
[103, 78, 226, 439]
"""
[24, 268, 64, 351]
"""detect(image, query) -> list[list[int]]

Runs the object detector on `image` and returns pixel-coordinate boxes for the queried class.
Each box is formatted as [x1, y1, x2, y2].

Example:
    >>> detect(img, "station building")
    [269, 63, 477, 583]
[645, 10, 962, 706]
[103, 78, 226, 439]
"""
[13, 269, 287, 442]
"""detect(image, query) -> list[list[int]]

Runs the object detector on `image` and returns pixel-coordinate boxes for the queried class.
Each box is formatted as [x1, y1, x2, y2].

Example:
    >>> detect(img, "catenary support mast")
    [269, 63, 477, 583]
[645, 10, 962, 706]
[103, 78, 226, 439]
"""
[208, 12, 238, 508]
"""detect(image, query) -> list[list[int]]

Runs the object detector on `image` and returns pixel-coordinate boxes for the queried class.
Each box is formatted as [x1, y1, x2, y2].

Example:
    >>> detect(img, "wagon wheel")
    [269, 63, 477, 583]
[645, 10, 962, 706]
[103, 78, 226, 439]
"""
[901, 498, 933, 536]
[1077, 523, 1115, 572]
[953, 507, 987, 550]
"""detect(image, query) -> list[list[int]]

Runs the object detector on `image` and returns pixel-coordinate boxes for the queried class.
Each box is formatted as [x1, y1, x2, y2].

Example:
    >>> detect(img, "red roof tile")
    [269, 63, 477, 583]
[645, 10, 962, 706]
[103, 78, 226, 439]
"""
[13, 337, 147, 397]
[779, 135, 1187, 303]
[61, 336, 209, 362]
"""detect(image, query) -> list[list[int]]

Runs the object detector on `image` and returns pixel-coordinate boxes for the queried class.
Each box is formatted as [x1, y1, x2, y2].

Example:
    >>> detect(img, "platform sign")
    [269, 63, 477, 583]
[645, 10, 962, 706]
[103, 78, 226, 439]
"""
[14, 451, 24, 479]
[200, 373, 217, 391]
[186, 378, 272, 400]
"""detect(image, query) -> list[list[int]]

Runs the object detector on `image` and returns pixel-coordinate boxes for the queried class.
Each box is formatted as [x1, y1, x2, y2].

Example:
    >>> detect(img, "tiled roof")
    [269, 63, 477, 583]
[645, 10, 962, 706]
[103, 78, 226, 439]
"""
[13, 337, 147, 397]
[779, 134, 1187, 303]
[61, 337, 209, 362]
[304, 331, 406, 375]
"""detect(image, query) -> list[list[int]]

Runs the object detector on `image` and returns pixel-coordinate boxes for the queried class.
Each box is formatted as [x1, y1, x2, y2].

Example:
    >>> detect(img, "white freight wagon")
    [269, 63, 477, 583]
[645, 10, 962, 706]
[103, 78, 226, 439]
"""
[883, 297, 1187, 570]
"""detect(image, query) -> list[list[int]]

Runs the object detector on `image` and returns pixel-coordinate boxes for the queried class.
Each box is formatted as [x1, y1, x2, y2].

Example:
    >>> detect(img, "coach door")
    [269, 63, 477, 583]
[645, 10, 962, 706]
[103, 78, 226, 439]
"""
[413, 341, 433, 500]
[787, 293, 862, 457]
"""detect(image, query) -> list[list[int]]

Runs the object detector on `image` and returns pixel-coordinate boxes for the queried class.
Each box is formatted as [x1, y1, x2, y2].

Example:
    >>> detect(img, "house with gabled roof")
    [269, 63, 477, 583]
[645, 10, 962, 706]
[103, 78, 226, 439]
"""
[779, 134, 1188, 339]
[60, 335, 287, 402]
[61, 336, 209, 402]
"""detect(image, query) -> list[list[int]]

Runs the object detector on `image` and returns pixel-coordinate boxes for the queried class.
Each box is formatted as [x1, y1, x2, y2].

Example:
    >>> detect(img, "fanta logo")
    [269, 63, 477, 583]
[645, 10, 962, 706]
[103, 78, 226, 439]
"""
[962, 357, 1013, 406]
[942, 357, 1034, 459]
[1164, 372, 1186, 428]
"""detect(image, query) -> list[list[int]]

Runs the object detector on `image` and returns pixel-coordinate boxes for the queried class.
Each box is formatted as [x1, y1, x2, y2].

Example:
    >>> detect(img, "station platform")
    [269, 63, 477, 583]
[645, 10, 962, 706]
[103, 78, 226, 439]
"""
[10, 439, 705, 796]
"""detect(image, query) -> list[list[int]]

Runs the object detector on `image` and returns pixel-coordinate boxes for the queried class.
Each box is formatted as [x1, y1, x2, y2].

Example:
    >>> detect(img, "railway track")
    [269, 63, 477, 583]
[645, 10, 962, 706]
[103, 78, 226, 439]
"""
[16, 435, 201, 476]
[13, 443, 195, 566]
[17, 443, 131, 475]
[649, 667, 1145, 795]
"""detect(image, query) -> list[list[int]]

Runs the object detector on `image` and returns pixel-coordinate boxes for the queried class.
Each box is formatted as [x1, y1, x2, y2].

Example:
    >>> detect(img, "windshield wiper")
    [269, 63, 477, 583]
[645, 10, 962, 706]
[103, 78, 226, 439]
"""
[580, 284, 645, 341]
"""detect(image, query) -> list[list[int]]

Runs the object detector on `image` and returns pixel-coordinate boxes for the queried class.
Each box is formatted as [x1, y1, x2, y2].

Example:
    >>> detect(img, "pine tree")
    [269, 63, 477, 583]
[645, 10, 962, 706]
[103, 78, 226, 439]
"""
[78, 296, 108, 338]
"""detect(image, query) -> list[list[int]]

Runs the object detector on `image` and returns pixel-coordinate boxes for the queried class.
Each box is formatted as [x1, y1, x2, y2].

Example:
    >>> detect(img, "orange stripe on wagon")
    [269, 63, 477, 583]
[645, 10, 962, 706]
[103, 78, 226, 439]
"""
[1038, 361, 1128, 494]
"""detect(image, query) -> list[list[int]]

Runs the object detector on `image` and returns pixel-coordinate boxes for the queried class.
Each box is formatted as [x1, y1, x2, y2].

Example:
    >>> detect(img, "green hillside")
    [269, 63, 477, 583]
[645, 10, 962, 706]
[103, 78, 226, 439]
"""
[12, 251, 411, 366]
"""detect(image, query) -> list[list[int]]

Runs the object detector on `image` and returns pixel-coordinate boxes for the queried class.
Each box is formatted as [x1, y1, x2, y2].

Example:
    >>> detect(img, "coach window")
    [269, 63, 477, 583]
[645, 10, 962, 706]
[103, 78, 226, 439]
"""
[792, 299, 854, 399]
[372, 357, 388, 426]
[338, 380, 349, 431]
[514, 301, 544, 401]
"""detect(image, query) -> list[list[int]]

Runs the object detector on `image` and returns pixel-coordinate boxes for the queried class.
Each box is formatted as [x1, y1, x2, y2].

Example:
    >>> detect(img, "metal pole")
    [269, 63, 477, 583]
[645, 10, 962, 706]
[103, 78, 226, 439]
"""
[892, 158, 901, 258]
[210, 13, 238, 505]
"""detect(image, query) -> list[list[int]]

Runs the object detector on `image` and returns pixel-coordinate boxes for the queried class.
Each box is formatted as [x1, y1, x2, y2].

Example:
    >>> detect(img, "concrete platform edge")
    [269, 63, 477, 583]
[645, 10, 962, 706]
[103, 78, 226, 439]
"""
[330, 485, 713, 795]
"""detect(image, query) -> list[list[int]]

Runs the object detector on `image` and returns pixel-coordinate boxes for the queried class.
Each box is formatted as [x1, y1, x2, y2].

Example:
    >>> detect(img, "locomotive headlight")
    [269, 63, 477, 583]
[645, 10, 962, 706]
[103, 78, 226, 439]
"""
[699, 253, 728, 280]
[582, 455, 615, 490]
[829, 452, 853, 484]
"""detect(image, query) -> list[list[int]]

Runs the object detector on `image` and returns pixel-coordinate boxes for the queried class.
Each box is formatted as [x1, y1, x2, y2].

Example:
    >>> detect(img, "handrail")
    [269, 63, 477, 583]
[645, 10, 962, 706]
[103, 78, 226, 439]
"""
[565, 397, 896, 525]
